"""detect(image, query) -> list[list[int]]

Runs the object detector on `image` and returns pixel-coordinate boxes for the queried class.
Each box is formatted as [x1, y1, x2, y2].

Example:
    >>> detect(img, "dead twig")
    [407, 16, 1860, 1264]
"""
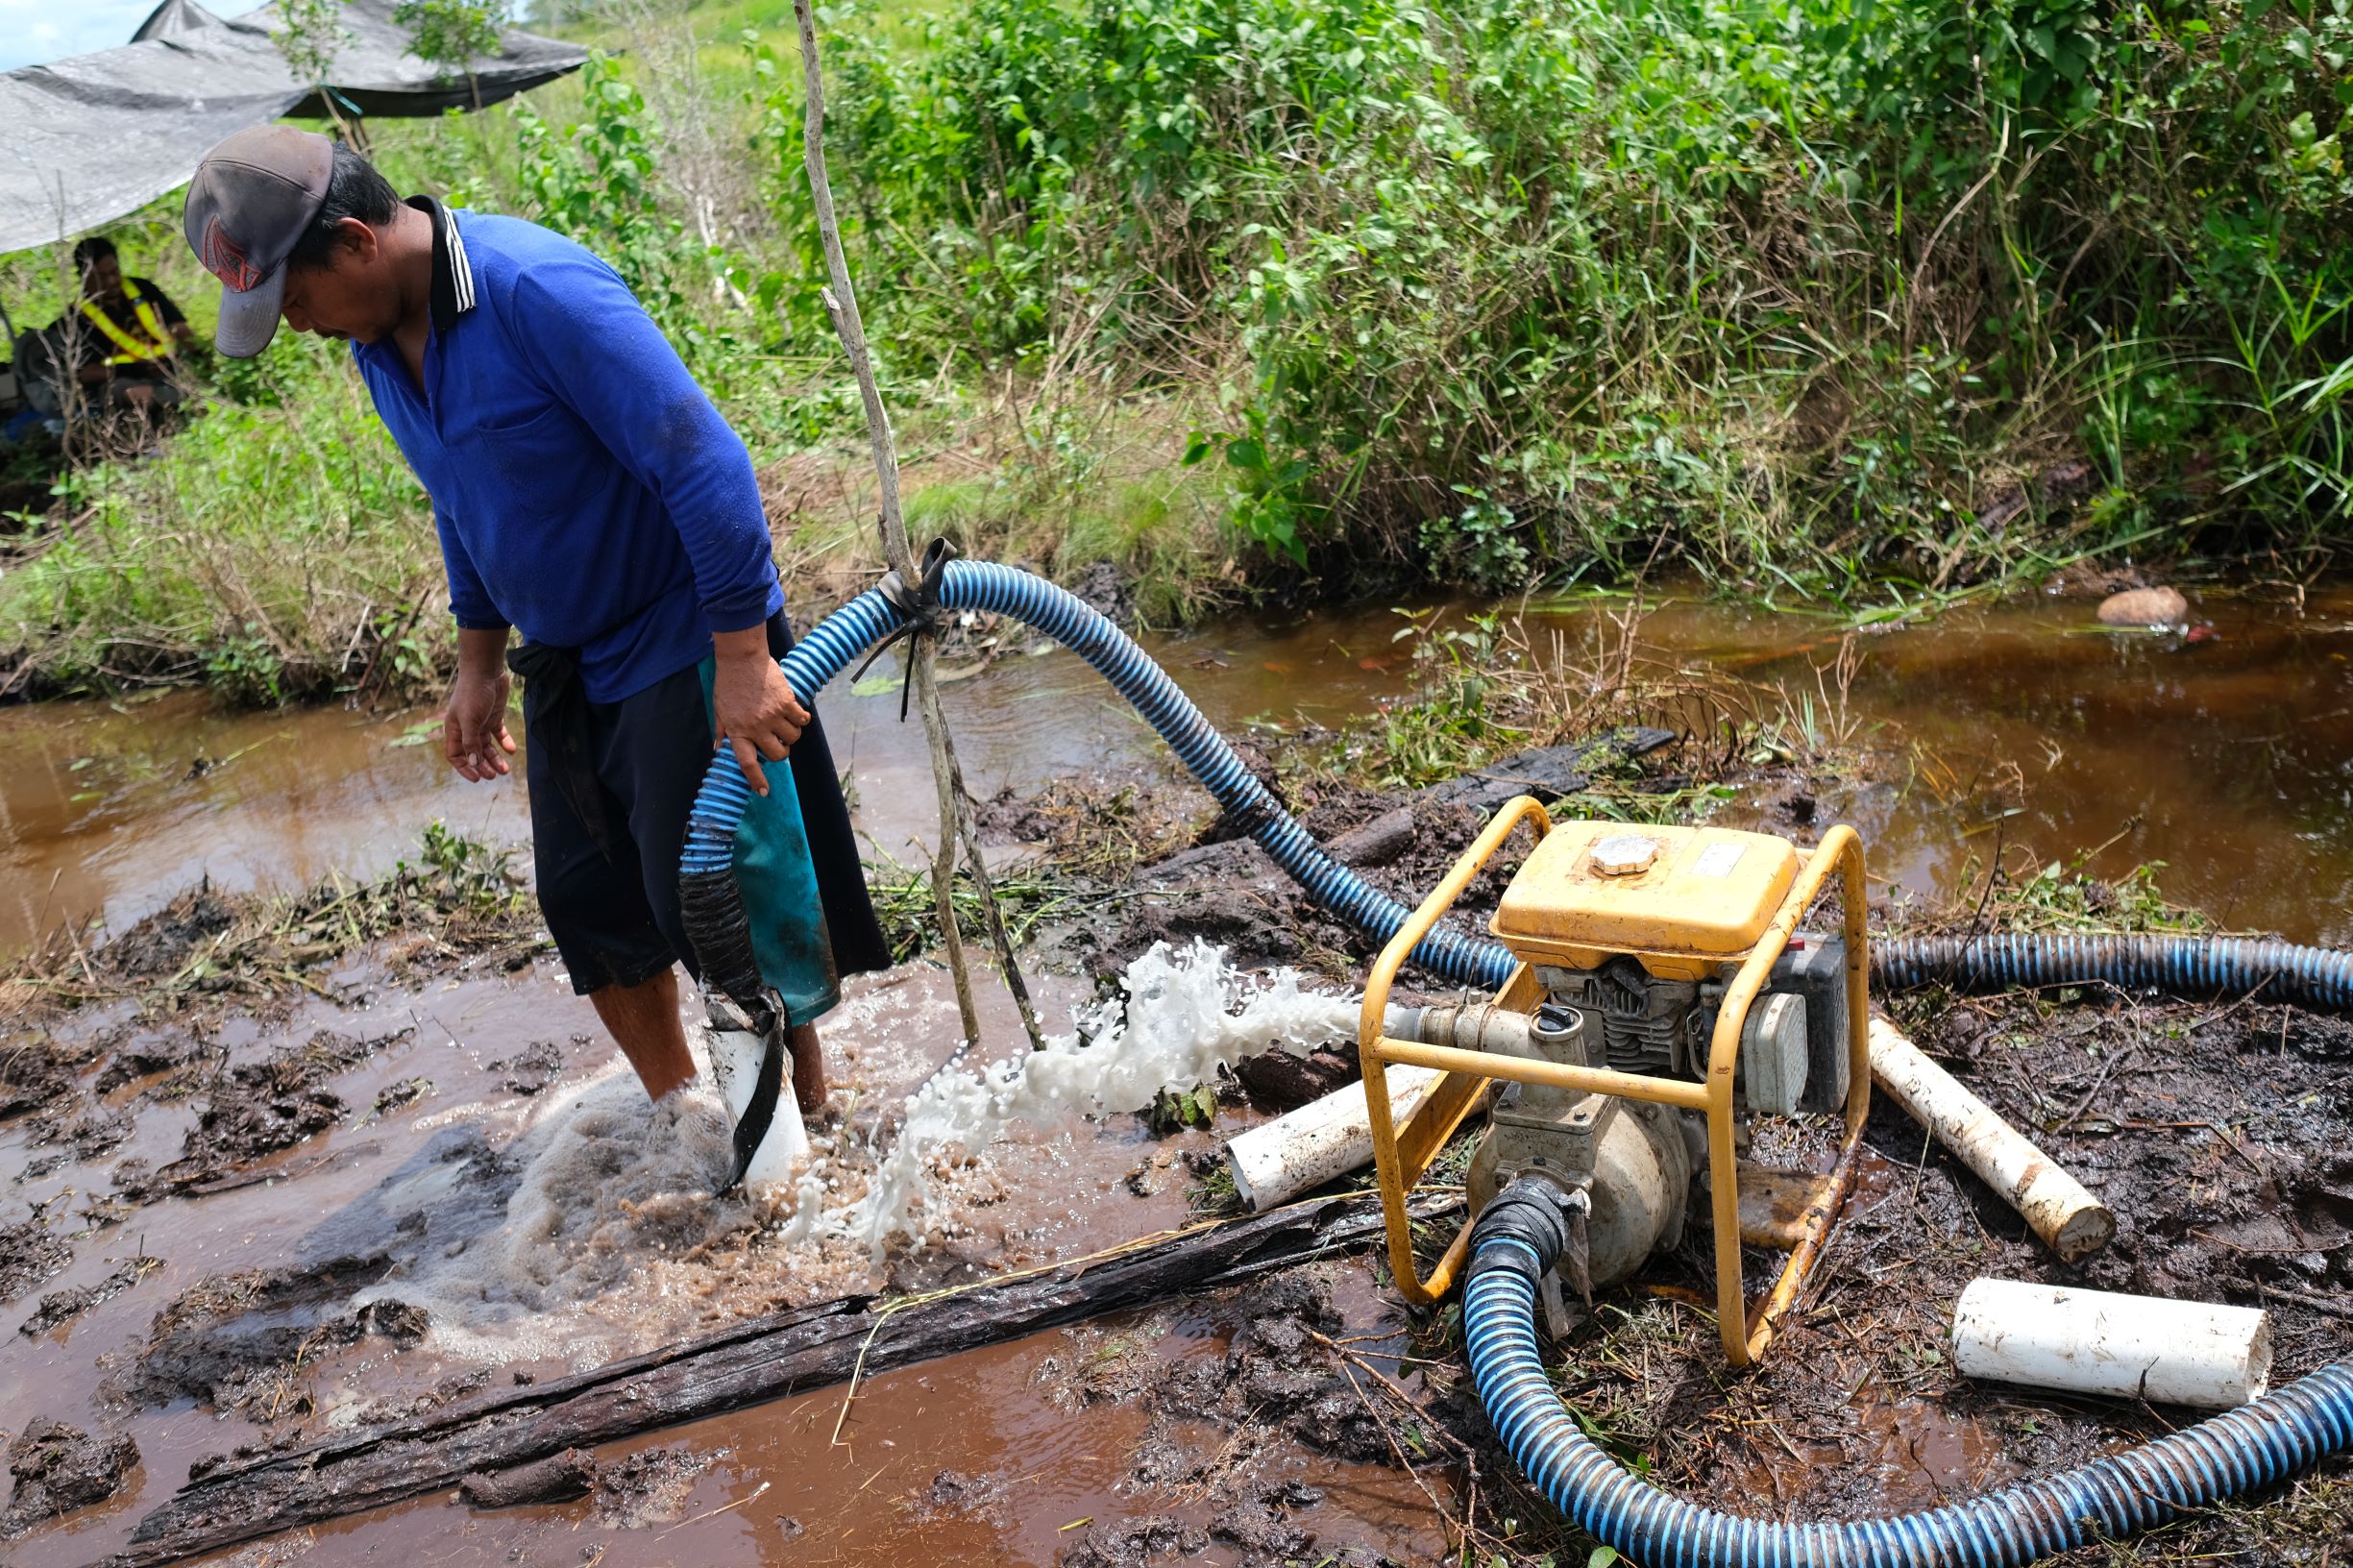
[1328, 1353, 1464, 1550]
[2260, 1284, 2353, 1323]
[653, 1479, 771, 1538]
[790, 0, 1042, 1054]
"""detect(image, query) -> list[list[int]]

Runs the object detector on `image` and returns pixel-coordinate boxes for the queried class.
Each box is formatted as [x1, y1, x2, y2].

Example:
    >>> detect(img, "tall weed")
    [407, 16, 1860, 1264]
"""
[750, 0, 2353, 586]
[3, 335, 440, 699]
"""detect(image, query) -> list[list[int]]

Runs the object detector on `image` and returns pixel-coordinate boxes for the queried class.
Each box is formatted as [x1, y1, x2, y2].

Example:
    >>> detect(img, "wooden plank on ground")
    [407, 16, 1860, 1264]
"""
[116, 1190, 1454, 1566]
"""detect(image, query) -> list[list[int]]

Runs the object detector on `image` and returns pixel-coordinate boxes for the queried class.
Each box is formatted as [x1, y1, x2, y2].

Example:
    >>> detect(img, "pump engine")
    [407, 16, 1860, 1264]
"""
[1360, 809, 1870, 1365]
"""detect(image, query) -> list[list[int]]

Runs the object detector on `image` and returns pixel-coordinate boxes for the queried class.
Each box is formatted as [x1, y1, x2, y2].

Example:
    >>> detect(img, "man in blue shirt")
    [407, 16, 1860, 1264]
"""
[180, 127, 888, 1126]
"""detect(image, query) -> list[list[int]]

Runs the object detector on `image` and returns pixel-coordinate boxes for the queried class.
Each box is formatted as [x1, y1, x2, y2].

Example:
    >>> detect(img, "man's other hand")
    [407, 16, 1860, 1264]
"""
[712, 626, 808, 796]
[444, 669, 516, 781]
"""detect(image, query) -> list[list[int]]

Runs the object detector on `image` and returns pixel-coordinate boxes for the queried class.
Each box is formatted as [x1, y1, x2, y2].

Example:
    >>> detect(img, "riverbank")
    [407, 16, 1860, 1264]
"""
[6, 0, 2349, 708]
[10, 581, 2353, 962]
[0, 356, 1239, 705]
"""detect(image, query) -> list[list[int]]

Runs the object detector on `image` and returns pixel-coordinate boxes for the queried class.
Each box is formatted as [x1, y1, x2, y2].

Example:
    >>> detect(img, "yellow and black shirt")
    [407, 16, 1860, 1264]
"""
[72, 277, 185, 375]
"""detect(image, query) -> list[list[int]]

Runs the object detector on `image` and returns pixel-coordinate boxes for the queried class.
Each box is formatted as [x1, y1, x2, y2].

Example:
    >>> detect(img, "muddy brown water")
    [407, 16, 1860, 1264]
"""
[244, 1282, 1448, 1568]
[0, 958, 1256, 1566]
[2, 582, 2349, 1565]
[5, 583, 2349, 955]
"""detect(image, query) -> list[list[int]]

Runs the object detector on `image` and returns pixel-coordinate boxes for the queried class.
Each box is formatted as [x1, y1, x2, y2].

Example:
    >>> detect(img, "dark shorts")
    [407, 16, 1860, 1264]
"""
[525, 610, 891, 996]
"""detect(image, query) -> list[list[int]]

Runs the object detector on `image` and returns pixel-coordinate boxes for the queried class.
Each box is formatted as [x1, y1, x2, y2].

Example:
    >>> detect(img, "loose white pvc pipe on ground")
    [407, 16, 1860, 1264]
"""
[1225, 1065, 1442, 1212]
[1952, 1277, 2272, 1408]
[1869, 1016, 2116, 1262]
[1225, 1015, 2121, 1239]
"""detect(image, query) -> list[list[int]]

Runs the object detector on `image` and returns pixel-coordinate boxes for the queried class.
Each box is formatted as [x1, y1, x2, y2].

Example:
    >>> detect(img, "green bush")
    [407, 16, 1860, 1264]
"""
[750, 0, 2353, 588]
[13, 0, 2346, 707]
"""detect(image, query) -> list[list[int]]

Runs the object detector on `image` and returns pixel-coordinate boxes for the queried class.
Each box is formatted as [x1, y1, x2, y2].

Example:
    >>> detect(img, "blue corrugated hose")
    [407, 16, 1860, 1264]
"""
[683, 559, 2353, 1561]
[678, 558, 1511, 1009]
[1464, 1198, 2353, 1568]
[681, 557, 2351, 1016]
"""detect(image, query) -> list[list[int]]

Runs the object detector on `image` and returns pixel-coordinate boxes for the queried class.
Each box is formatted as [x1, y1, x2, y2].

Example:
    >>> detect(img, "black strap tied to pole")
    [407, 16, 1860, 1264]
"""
[848, 535, 960, 723]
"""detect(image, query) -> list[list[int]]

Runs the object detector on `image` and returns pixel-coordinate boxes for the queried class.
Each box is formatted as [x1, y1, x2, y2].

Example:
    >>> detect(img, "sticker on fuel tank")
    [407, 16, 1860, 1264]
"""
[1690, 841, 1746, 878]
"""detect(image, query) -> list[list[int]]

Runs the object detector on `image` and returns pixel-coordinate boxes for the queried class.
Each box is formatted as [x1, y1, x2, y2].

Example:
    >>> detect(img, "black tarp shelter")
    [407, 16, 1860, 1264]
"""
[0, 0, 587, 255]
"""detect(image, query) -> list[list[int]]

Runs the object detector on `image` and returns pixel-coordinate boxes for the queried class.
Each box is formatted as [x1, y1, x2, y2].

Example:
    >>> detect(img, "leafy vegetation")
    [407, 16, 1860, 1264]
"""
[784, 0, 2353, 590]
[271, 0, 356, 89]
[1145, 1082, 1218, 1134]
[5, 0, 2347, 704]
[1949, 854, 2214, 936]
[395, 0, 509, 75]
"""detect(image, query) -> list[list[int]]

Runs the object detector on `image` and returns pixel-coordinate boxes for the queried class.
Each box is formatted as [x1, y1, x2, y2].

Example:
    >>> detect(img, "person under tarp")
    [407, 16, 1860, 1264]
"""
[18, 236, 199, 428]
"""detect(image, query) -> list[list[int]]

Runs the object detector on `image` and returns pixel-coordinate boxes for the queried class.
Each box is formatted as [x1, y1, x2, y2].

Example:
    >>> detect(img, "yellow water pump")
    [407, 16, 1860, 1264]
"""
[1357, 800, 1870, 1366]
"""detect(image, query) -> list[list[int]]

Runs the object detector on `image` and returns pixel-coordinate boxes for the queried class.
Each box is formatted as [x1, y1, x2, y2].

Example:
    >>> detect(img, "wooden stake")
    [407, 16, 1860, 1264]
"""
[794, 2, 1042, 1053]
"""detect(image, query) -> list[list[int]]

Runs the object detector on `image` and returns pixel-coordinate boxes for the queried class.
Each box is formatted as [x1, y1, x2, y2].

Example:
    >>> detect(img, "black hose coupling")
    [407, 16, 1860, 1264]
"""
[678, 862, 773, 1029]
[852, 536, 961, 722]
[1467, 1178, 1588, 1283]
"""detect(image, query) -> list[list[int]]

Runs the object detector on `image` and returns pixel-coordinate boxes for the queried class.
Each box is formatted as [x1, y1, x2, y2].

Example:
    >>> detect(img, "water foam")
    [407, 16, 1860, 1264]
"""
[357, 942, 1356, 1360]
[805, 940, 1358, 1255]
[355, 1057, 754, 1364]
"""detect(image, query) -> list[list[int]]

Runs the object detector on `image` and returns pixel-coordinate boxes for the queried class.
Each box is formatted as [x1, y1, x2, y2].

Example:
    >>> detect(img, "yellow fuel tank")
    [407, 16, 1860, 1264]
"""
[1489, 821, 1800, 978]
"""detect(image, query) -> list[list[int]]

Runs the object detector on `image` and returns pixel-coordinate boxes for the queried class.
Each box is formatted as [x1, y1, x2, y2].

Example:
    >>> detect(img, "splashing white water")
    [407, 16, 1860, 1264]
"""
[354, 942, 1356, 1361]
[800, 940, 1359, 1255]
[353, 1056, 750, 1364]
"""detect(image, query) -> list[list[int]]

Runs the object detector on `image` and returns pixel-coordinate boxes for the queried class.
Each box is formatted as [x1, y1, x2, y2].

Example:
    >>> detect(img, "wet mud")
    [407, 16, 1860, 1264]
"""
[2, 1418, 141, 1539]
[0, 1214, 74, 1306]
[121, 1254, 422, 1417]
[0, 582, 2348, 1564]
[116, 1028, 412, 1202]
[1056, 730, 1681, 989]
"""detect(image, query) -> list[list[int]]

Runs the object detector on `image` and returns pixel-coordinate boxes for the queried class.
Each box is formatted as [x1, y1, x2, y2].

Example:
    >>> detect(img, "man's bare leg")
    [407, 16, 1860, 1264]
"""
[591, 968, 697, 1102]
[597, 967, 821, 1115]
[788, 1020, 826, 1116]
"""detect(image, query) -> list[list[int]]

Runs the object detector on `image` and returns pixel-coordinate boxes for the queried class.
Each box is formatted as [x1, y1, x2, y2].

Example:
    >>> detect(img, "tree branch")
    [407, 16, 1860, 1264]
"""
[794, 0, 1042, 1052]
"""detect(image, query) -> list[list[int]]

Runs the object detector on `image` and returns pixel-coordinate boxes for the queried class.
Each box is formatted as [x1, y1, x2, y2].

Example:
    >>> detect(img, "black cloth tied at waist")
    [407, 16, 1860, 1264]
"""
[507, 641, 615, 860]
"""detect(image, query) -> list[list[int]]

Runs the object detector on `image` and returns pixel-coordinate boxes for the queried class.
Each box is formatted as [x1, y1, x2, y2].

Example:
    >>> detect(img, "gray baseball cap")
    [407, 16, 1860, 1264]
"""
[183, 126, 334, 357]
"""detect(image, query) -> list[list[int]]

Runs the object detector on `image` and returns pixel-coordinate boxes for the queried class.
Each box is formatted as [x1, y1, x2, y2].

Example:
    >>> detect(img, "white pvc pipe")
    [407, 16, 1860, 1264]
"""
[707, 1025, 810, 1191]
[1224, 1065, 1441, 1213]
[1951, 1277, 2271, 1409]
[1869, 1017, 2116, 1262]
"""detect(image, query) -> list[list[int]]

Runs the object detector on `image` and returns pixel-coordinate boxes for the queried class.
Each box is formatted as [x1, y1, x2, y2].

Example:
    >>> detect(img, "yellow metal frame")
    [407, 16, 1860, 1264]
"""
[1356, 798, 1872, 1366]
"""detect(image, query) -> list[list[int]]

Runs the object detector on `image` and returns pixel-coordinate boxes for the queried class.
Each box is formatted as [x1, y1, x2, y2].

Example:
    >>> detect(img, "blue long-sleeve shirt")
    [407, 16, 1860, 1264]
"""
[354, 200, 782, 703]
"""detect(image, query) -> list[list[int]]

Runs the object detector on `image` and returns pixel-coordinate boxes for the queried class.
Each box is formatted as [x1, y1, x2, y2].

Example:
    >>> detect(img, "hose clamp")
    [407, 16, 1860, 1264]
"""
[1469, 1177, 1588, 1283]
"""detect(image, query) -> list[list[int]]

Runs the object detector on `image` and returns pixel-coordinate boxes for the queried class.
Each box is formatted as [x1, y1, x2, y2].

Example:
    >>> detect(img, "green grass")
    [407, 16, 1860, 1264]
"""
[3, 333, 443, 698]
[561, 0, 944, 104]
[863, 851, 1112, 964]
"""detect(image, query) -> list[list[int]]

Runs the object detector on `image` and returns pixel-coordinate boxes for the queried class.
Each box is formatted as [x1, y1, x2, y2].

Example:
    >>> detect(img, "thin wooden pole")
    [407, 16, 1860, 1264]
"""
[791, 0, 1042, 1052]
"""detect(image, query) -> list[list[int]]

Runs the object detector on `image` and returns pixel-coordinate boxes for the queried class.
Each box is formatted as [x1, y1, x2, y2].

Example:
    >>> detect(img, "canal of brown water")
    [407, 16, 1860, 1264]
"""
[5, 581, 2348, 954]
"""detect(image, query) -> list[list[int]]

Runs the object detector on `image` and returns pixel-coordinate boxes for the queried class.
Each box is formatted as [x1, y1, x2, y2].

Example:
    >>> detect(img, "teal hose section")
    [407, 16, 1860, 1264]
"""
[1465, 1228, 2353, 1568]
[678, 558, 2353, 1020]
